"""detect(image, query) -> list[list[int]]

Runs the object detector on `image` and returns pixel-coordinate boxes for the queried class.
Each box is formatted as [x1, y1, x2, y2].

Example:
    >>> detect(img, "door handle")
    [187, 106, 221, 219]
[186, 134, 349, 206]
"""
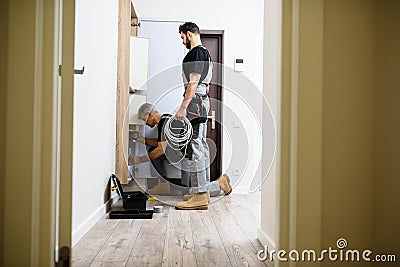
[58, 65, 85, 76]
[207, 110, 216, 130]
[74, 66, 85, 75]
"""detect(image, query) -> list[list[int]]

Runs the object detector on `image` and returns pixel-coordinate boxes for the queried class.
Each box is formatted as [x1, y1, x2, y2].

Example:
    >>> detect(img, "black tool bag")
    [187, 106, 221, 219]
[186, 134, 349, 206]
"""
[186, 95, 208, 124]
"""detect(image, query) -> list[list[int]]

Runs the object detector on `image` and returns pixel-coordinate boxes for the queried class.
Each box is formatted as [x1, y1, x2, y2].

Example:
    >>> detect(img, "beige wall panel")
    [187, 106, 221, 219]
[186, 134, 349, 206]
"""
[322, 1, 375, 260]
[373, 0, 400, 262]
[295, 0, 324, 256]
[3, 0, 37, 265]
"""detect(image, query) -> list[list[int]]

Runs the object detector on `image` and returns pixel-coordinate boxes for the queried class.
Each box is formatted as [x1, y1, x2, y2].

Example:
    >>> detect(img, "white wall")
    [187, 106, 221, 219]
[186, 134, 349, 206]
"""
[72, 0, 119, 245]
[133, 0, 266, 194]
[139, 20, 186, 114]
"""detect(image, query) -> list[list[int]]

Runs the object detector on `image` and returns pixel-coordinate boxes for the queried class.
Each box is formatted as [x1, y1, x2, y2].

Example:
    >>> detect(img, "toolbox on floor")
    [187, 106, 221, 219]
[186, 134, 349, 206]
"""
[108, 174, 153, 219]
[108, 209, 153, 219]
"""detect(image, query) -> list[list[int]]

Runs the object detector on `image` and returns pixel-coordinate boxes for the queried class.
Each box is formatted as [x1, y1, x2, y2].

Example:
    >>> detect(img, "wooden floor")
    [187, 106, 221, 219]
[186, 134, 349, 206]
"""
[72, 192, 271, 267]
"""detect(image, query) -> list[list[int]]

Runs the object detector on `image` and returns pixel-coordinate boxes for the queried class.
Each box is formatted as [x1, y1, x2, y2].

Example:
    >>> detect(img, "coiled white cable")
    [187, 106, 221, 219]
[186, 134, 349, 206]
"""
[163, 117, 192, 148]
[163, 117, 193, 163]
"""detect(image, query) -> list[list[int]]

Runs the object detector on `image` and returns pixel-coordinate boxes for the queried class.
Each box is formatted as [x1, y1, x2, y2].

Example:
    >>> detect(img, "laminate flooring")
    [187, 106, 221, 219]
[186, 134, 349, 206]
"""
[72, 191, 272, 267]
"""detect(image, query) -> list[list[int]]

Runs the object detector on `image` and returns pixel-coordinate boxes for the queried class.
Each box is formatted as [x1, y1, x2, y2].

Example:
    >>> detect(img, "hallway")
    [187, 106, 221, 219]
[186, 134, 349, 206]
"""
[72, 193, 269, 266]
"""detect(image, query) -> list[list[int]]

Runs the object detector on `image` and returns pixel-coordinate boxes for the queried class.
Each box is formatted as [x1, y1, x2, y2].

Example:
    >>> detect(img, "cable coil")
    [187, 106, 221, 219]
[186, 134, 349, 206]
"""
[163, 117, 193, 163]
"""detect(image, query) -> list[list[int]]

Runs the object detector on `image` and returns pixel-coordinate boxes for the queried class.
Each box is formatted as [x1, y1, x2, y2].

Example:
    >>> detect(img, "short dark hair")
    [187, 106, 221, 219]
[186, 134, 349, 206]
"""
[179, 22, 200, 35]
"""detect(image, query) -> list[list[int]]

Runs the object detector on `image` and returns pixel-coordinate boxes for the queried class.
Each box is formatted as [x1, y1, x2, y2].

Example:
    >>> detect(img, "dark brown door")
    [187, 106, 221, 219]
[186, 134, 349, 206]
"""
[201, 34, 223, 181]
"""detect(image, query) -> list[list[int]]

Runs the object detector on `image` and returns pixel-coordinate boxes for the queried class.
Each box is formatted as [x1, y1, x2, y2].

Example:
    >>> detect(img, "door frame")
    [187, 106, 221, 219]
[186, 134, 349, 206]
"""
[200, 32, 224, 180]
[275, 1, 323, 266]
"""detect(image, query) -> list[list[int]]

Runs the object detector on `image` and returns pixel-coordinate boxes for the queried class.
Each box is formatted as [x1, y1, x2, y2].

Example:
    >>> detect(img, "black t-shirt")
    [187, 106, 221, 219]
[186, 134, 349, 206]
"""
[182, 45, 212, 89]
[147, 114, 171, 154]
[157, 114, 172, 142]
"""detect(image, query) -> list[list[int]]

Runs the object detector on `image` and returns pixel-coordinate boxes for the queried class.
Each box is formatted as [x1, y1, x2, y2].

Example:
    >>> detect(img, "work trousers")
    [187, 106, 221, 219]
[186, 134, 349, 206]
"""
[181, 97, 221, 194]
[147, 156, 168, 188]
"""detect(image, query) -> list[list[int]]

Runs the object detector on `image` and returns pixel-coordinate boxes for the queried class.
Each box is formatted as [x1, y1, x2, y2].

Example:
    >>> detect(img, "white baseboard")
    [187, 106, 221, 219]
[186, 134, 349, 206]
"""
[72, 194, 120, 247]
[257, 228, 276, 252]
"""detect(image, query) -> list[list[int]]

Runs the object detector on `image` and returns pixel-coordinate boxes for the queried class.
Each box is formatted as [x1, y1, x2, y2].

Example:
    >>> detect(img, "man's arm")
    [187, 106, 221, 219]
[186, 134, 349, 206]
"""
[147, 141, 166, 160]
[144, 138, 158, 147]
[132, 141, 166, 164]
[175, 72, 201, 120]
[132, 131, 158, 147]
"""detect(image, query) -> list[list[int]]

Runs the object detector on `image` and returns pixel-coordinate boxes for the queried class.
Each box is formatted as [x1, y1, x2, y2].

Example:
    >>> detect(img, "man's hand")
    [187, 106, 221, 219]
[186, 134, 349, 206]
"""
[174, 106, 187, 121]
[132, 130, 140, 139]
[131, 130, 146, 144]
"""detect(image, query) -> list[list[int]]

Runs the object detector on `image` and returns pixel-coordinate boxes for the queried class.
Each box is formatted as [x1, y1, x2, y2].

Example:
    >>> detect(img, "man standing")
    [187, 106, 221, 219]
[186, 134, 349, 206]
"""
[174, 22, 232, 210]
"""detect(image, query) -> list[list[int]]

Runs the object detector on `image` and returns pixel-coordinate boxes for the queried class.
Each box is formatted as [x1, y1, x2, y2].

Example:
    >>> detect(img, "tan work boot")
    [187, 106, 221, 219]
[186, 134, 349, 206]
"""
[183, 193, 193, 201]
[183, 191, 210, 202]
[146, 182, 170, 195]
[175, 193, 209, 210]
[218, 174, 232, 195]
